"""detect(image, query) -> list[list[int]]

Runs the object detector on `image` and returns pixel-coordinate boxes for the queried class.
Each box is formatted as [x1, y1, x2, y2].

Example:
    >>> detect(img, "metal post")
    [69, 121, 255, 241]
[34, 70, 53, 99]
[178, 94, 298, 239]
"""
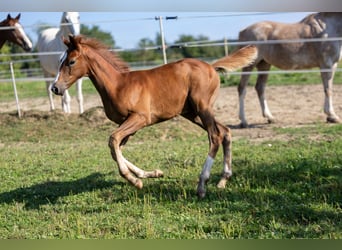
[155, 16, 167, 64]
[224, 37, 229, 56]
[9, 62, 22, 118]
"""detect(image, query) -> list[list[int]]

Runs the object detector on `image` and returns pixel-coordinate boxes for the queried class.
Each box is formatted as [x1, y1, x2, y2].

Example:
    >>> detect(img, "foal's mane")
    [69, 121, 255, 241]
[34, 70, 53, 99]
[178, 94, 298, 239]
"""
[78, 36, 130, 73]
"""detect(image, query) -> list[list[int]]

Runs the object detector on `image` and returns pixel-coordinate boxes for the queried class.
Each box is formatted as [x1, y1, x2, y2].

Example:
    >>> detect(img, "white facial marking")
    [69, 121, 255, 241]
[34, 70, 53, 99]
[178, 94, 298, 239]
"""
[15, 23, 32, 49]
[64, 12, 80, 35]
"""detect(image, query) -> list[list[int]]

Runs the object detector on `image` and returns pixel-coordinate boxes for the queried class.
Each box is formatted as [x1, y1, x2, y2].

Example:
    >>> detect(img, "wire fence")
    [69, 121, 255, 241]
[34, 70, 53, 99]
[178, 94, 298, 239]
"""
[1, 11, 342, 80]
[1, 12, 342, 116]
[1, 36, 342, 84]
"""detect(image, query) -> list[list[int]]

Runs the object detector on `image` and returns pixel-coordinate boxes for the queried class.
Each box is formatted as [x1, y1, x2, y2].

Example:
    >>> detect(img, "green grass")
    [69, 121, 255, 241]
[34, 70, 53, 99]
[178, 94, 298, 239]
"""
[0, 79, 97, 101]
[0, 110, 341, 239]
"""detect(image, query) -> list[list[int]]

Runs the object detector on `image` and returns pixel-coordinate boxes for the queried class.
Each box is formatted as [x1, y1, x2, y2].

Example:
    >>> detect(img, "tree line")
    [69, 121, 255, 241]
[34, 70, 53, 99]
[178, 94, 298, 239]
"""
[0, 23, 235, 78]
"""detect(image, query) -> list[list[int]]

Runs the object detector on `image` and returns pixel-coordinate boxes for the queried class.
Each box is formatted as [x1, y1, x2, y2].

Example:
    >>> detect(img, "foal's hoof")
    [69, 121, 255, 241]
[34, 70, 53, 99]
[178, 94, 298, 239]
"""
[133, 179, 143, 189]
[326, 116, 341, 123]
[217, 179, 227, 189]
[154, 169, 164, 178]
[197, 190, 206, 199]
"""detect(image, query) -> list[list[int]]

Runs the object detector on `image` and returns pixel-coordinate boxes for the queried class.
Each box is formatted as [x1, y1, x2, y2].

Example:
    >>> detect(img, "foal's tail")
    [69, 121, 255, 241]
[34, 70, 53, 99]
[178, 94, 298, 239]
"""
[211, 45, 258, 72]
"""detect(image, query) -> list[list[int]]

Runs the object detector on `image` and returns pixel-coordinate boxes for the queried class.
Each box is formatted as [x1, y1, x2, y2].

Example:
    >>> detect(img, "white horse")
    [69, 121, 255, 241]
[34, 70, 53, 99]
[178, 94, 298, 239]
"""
[37, 12, 84, 113]
[237, 12, 342, 127]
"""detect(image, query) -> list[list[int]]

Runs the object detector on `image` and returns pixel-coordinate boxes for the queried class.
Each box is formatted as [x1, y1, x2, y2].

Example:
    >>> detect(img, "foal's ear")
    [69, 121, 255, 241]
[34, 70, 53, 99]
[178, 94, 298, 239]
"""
[68, 34, 79, 49]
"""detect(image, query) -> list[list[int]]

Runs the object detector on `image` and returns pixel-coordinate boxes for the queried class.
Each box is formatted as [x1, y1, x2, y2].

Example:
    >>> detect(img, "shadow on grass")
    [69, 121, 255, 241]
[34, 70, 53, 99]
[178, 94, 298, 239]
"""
[0, 172, 121, 209]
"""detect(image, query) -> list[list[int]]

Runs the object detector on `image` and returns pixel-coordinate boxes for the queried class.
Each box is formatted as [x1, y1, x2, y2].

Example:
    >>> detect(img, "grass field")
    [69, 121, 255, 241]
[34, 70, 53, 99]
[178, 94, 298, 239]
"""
[0, 108, 341, 239]
[0, 67, 341, 238]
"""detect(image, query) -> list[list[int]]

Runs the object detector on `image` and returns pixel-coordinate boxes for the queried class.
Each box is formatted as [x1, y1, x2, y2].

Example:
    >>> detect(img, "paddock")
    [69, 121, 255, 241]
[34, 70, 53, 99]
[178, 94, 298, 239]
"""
[1, 83, 342, 128]
[0, 85, 341, 238]
[0, 12, 341, 239]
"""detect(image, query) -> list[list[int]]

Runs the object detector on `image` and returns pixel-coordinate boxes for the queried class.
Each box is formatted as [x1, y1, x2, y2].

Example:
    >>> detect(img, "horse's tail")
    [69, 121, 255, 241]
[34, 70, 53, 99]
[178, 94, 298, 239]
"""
[211, 45, 258, 72]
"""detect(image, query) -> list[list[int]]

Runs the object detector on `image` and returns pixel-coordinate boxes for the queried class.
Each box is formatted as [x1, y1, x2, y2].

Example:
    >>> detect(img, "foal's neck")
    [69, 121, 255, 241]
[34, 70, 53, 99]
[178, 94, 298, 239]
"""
[86, 48, 124, 93]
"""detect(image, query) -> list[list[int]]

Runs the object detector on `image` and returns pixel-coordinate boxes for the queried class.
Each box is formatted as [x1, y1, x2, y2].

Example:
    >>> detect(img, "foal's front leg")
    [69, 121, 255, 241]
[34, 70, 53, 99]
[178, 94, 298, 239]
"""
[108, 114, 163, 189]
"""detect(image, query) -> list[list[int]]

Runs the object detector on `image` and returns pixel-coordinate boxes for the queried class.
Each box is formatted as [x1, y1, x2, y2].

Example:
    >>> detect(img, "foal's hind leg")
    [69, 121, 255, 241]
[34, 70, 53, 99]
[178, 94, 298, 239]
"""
[216, 122, 232, 189]
[197, 111, 228, 198]
[183, 111, 232, 197]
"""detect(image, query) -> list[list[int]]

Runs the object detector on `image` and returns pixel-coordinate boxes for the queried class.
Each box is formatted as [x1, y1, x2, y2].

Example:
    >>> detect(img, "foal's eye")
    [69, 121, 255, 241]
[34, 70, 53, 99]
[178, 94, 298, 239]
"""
[68, 60, 76, 66]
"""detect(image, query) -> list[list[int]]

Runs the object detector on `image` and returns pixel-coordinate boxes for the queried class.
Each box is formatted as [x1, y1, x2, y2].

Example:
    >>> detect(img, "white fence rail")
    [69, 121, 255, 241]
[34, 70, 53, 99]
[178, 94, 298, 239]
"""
[1, 13, 342, 116]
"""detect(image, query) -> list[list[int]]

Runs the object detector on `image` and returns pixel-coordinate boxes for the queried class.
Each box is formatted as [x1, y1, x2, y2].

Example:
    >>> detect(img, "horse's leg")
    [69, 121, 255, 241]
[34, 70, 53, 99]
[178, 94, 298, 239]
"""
[44, 71, 55, 111]
[108, 114, 163, 189]
[124, 159, 163, 178]
[238, 65, 254, 128]
[196, 110, 227, 198]
[182, 112, 232, 191]
[255, 61, 274, 123]
[76, 78, 84, 114]
[216, 122, 232, 189]
[321, 63, 341, 123]
[62, 89, 71, 113]
[114, 135, 164, 179]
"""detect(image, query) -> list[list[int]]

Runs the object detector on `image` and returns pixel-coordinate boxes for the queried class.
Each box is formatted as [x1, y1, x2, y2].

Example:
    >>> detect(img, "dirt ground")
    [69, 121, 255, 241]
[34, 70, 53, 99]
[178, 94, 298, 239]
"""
[1, 84, 342, 141]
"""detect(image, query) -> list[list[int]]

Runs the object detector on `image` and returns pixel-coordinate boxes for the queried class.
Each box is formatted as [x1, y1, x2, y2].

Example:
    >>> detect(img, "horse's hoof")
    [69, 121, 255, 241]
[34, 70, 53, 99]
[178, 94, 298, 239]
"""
[267, 118, 275, 124]
[327, 116, 341, 123]
[196, 185, 206, 199]
[217, 179, 227, 189]
[197, 190, 206, 199]
[134, 179, 143, 189]
[154, 169, 164, 178]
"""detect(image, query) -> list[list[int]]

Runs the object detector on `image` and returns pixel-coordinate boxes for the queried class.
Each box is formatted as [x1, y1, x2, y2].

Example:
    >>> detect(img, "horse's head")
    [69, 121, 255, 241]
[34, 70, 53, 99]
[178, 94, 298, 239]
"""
[52, 35, 87, 96]
[61, 12, 80, 36]
[2, 14, 32, 51]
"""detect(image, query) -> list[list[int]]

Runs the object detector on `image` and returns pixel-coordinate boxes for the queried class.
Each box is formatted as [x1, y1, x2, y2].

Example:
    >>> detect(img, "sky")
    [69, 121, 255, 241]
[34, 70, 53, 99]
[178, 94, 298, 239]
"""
[1, 12, 313, 50]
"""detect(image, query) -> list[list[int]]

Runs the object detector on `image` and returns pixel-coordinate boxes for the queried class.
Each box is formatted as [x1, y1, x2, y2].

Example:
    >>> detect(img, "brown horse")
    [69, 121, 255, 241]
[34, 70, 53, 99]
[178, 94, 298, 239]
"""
[52, 35, 257, 198]
[238, 12, 342, 127]
[0, 14, 32, 51]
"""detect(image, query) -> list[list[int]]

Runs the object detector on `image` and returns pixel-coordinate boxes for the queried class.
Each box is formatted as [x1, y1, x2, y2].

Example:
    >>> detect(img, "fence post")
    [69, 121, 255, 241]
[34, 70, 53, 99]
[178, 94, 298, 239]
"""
[224, 37, 229, 56]
[155, 16, 167, 64]
[9, 62, 22, 118]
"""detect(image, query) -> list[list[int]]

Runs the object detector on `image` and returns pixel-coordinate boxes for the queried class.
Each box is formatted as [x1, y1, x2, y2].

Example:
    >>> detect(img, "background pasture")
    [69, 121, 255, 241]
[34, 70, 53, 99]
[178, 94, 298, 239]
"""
[0, 81, 341, 238]
[0, 12, 341, 239]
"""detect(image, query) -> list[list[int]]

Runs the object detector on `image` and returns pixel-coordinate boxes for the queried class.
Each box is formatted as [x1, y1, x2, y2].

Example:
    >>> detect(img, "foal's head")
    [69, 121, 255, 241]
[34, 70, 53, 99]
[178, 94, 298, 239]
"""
[0, 14, 32, 51]
[52, 34, 129, 96]
[52, 35, 88, 95]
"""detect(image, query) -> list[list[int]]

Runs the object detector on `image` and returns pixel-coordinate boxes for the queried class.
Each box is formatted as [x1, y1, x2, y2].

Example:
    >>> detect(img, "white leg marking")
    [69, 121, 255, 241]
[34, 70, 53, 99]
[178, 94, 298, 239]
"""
[200, 155, 215, 181]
